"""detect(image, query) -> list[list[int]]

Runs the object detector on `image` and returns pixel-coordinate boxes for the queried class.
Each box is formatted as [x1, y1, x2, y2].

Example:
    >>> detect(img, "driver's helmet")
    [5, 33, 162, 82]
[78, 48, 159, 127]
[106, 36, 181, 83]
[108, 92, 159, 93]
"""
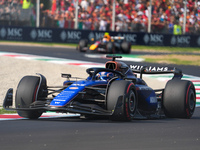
[103, 32, 111, 43]
[96, 72, 114, 81]
[102, 37, 109, 43]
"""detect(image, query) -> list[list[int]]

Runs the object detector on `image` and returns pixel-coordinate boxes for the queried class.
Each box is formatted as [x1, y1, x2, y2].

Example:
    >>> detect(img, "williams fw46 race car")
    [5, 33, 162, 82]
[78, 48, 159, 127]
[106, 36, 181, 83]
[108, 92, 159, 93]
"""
[4, 56, 196, 121]
[77, 36, 131, 54]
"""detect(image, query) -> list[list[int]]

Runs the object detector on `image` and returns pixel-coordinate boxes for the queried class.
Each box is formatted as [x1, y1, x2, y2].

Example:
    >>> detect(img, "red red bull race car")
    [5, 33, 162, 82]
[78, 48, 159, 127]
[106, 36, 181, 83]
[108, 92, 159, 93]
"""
[77, 36, 131, 54]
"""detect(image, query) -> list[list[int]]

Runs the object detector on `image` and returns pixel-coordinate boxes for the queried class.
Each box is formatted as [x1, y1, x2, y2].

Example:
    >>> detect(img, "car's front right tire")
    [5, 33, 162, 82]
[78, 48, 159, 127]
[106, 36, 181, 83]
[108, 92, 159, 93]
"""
[78, 39, 88, 52]
[15, 76, 44, 119]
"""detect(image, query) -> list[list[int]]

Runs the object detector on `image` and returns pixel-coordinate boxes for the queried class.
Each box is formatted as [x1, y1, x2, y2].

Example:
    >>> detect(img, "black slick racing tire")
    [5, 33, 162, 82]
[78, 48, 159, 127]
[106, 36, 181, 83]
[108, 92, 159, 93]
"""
[163, 79, 196, 119]
[121, 41, 131, 54]
[15, 76, 43, 119]
[78, 39, 87, 52]
[107, 80, 137, 121]
[106, 42, 115, 54]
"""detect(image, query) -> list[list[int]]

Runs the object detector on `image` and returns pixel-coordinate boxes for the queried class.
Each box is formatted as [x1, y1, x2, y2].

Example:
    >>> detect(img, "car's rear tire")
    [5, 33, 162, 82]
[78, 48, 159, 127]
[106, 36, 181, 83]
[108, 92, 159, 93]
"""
[163, 79, 196, 119]
[78, 39, 87, 52]
[121, 41, 131, 54]
[15, 76, 44, 119]
[107, 80, 137, 121]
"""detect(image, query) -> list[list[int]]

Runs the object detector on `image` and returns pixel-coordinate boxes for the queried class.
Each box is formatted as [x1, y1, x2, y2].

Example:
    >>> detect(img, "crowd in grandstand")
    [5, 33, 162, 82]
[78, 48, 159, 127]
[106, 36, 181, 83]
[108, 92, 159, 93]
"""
[0, 0, 200, 35]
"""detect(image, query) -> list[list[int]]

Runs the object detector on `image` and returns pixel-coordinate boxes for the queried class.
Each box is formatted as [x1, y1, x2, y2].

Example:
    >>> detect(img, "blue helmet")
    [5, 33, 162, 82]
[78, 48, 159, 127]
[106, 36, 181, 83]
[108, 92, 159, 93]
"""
[96, 72, 114, 81]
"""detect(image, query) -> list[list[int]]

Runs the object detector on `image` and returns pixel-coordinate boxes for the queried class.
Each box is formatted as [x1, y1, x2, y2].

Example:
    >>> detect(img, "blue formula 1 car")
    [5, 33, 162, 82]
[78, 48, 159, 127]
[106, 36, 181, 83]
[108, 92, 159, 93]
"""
[3, 55, 196, 121]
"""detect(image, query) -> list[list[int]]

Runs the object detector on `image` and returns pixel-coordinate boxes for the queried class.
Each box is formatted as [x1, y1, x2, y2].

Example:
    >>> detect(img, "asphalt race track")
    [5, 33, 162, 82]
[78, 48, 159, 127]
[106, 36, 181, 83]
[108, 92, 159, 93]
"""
[0, 44, 199, 76]
[1, 109, 200, 150]
[0, 45, 200, 150]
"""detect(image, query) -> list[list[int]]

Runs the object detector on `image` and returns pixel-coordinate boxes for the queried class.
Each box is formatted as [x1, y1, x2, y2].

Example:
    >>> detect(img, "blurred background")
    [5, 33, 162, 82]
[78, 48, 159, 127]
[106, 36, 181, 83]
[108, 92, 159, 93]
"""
[0, 0, 200, 35]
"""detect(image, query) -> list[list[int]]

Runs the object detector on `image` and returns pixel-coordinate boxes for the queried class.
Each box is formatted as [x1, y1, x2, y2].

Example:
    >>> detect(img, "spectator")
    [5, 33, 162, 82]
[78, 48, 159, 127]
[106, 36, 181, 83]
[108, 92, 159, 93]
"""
[115, 19, 123, 31]
[173, 21, 182, 35]
[195, 21, 200, 34]
[99, 16, 107, 31]
[80, 0, 88, 11]
[51, 0, 57, 14]
[22, 0, 31, 9]
[83, 18, 92, 29]
[0, 0, 5, 5]
[168, 20, 174, 34]
[93, 17, 99, 30]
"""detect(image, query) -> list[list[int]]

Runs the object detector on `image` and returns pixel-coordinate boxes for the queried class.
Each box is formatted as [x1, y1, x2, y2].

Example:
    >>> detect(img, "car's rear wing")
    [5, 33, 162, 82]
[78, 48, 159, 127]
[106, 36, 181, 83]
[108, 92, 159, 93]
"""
[90, 36, 125, 42]
[130, 65, 183, 79]
[110, 36, 125, 40]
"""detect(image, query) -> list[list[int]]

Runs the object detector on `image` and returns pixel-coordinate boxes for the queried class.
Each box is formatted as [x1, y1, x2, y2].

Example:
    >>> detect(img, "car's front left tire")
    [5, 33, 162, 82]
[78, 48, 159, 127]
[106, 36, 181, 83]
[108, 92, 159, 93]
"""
[107, 80, 137, 121]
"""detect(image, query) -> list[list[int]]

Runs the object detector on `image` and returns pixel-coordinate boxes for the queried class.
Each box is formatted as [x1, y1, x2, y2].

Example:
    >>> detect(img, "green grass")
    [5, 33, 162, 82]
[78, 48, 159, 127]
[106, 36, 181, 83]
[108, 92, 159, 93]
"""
[144, 58, 195, 66]
[143, 55, 200, 66]
[0, 107, 16, 114]
[131, 45, 200, 52]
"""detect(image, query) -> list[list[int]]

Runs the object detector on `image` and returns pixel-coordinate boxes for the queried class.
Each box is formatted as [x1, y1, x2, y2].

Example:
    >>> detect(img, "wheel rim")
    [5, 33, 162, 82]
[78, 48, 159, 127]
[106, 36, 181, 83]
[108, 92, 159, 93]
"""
[129, 91, 136, 113]
[188, 90, 195, 110]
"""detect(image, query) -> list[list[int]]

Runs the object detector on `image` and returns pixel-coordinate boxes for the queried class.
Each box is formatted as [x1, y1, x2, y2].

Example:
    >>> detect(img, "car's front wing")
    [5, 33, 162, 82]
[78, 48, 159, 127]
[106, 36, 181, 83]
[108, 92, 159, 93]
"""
[3, 88, 112, 116]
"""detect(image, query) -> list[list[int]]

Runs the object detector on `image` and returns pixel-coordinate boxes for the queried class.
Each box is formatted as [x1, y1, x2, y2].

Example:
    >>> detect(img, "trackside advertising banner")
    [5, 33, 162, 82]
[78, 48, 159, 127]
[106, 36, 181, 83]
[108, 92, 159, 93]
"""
[0, 26, 200, 47]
